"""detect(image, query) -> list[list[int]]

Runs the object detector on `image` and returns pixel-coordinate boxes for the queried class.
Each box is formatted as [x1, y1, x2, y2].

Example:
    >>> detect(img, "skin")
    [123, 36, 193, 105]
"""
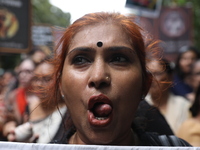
[60, 23, 144, 145]
[29, 62, 55, 121]
[179, 50, 197, 74]
[17, 59, 35, 88]
[148, 61, 171, 97]
[32, 62, 53, 88]
[147, 60, 172, 109]
[187, 60, 200, 102]
[191, 61, 200, 90]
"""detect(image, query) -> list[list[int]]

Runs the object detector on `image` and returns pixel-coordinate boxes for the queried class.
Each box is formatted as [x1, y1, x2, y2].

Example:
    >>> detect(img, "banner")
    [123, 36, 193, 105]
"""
[157, 7, 193, 61]
[134, 6, 193, 62]
[0, 0, 31, 53]
[0, 142, 199, 150]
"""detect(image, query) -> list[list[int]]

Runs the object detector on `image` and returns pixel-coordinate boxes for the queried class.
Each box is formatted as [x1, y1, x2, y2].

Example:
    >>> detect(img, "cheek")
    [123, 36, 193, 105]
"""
[117, 75, 142, 120]
[115, 71, 143, 104]
[60, 69, 86, 106]
[193, 77, 200, 87]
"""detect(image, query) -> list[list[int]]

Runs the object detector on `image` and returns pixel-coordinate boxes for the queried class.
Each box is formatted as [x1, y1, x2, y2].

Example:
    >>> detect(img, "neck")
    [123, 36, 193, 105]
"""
[151, 90, 169, 107]
[69, 129, 138, 146]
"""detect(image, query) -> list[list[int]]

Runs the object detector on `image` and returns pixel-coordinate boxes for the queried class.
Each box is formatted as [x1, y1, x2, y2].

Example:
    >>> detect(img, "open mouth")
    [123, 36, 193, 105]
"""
[91, 102, 112, 120]
[88, 94, 113, 126]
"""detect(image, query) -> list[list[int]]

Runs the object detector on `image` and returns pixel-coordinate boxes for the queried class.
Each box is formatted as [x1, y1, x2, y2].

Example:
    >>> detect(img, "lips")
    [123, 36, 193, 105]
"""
[88, 94, 113, 127]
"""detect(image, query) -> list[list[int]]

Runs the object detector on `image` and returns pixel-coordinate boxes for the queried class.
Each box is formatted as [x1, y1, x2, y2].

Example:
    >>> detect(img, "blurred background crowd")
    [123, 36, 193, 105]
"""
[1, 0, 200, 147]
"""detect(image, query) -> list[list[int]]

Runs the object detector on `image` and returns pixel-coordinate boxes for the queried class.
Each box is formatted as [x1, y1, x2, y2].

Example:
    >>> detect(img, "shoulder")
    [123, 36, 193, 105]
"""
[180, 118, 200, 129]
[169, 94, 191, 106]
[177, 118, 200, 138]
[158, 135, 191, 146]
[143, 132, 191, 146]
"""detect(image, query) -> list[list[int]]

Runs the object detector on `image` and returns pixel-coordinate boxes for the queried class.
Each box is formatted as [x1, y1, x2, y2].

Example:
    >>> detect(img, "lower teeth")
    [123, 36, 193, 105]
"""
[95, 117, 107, 120]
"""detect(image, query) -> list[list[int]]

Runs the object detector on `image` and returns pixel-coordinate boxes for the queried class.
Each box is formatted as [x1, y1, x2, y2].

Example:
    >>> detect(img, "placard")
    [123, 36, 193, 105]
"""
[0, 0, 31, 53]
[32, 25, 54, 50]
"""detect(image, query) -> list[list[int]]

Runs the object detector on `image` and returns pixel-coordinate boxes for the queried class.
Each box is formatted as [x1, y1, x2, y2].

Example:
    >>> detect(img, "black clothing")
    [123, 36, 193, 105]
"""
[134, 100, 174, 135]
[52, 125, 190, 146]
[51, 107, 190, 146]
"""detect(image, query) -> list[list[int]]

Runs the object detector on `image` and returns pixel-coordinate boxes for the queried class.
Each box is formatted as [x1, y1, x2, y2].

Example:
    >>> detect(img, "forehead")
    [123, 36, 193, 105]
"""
[34, 63, 53, 75]
[69, 23, 131, 50]
[181, 50, 197, 58]
[19, 60, 34, 70]
[148, 61, 163, 72]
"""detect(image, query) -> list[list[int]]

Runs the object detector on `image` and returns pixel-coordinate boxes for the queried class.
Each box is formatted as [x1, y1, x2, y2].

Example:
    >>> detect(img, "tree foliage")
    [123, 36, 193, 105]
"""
[32, 0, 71, 27]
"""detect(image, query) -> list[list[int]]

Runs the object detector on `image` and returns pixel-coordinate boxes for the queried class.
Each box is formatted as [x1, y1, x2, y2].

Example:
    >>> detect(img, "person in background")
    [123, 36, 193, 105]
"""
[187, 59, 200, 102]
[38, 12, 190, 146]
[171, 46, 200, 100]
[177, 85, 200, 146]
[3, 59, 67, 143]
[0, 70, 16, 100]
[0, 70, 16, 141]
[11, 58, 36, 123]
[28, 46, 51, 66]
[146, 58, 191, 135]
[3, 58, 36, 139]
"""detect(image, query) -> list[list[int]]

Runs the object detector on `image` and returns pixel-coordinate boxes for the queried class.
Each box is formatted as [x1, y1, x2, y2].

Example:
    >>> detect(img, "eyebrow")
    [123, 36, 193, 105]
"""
[67, 46, 135, 56]
[106, 46, 135, 54]
[67, 47, 95, 55]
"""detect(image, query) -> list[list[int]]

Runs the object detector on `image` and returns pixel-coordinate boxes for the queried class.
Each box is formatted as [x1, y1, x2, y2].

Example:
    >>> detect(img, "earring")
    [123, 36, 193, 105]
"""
[62, 95, 65, 99]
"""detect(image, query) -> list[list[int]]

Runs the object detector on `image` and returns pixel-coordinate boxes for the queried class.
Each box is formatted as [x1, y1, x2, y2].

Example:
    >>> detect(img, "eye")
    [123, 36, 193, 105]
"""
[72, 56, 90, 65]
[111, 55, 128, 63]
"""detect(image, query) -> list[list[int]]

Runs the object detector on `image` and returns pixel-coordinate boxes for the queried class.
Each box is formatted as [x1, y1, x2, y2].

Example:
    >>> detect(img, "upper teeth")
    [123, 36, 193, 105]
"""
[95, 117, 107, 120]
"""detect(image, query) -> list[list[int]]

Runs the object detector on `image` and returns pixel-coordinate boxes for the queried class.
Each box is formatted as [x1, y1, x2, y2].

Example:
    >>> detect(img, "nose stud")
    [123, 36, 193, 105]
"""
[106, 76, 110, 82]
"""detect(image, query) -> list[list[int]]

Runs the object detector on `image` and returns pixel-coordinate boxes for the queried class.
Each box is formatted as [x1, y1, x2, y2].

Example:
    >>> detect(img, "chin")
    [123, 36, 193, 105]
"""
[86, 131, 116, 145]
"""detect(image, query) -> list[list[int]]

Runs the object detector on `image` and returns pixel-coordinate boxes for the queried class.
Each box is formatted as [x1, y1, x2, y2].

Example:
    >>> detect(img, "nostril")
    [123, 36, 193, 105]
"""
[88, 75, 111, 88]
[89, 82, 95, 87]
[89, 81, 109, 89]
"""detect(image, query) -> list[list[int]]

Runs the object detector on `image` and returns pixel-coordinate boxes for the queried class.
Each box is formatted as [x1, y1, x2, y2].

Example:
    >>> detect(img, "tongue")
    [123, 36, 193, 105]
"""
[93, 103, 112, 117]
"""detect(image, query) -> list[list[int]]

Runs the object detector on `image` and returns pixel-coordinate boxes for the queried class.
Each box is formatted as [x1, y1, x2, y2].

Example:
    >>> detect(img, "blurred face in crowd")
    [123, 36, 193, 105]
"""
[191, 61, 200, 90]
[2, 72, 14, 87]
[31, 50, 47, 65]
[32, 62, 54, 89]
[60, 23, 143, 145]
[17, 59, 35, 88]
[148, 60, 171, 99]
[179, 50, 198, 74]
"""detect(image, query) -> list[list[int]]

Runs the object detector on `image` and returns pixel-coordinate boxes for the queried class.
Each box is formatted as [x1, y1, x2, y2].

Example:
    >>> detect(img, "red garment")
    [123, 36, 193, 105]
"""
[16, 88, 27, 115]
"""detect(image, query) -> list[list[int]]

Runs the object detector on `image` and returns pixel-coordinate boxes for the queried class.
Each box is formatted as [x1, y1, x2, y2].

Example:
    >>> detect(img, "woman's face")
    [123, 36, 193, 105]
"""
[179, 50, 197, 74]
[60, 23, 143, 145]
[18, 60, 35, 88]
[148, 61, 171, 98]
[191, 61, 200, 90]
[32, 63, 54, 90]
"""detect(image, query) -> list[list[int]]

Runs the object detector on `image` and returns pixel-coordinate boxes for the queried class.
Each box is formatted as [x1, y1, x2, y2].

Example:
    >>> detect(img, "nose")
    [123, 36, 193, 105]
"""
[88, 61, 111, 89]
